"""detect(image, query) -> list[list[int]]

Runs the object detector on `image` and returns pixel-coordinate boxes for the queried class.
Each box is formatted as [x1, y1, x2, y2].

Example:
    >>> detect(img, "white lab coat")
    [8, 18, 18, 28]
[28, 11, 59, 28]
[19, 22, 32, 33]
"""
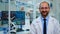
[30, 16, 60, 34]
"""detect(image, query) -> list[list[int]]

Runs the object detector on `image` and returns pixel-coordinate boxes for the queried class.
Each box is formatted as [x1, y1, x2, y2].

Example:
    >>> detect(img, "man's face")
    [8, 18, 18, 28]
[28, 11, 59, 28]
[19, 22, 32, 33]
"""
[39, 2, 50, 17]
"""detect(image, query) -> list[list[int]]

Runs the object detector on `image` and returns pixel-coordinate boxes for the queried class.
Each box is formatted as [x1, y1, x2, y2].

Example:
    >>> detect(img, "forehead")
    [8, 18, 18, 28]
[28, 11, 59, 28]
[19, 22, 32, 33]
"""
[40, 2, 49, 7]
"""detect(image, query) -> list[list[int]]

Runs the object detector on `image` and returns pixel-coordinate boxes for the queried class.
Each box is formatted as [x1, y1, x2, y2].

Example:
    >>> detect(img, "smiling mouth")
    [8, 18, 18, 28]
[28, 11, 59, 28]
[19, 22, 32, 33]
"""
[42, 12, 47, 14]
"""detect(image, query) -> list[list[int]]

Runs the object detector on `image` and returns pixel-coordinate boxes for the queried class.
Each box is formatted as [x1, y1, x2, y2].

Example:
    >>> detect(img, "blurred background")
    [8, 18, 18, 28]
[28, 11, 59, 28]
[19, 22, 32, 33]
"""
[0, 0, 60, 34]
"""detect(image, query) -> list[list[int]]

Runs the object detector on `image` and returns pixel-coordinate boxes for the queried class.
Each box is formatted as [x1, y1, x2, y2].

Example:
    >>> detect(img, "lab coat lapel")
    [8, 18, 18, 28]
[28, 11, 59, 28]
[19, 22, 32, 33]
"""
[47, 17, 54, 34]
[36, 17, 43, 34]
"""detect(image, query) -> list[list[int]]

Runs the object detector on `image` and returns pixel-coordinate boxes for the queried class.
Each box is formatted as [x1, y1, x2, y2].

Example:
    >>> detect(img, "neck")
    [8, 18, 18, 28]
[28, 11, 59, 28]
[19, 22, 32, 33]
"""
[43, 16, 46, 19]
[42, 15, 47, 19]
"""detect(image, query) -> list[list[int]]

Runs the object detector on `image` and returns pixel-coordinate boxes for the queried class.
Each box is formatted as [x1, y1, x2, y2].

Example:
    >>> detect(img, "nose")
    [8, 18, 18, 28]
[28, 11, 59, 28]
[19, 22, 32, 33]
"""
[43, 9, 46, 11]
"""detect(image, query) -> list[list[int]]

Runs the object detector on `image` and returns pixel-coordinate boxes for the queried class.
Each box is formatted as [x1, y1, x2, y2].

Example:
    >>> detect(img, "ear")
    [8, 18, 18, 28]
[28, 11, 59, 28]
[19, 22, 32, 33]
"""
[39, 8, 41, 11]
[49, 6, 50, 9]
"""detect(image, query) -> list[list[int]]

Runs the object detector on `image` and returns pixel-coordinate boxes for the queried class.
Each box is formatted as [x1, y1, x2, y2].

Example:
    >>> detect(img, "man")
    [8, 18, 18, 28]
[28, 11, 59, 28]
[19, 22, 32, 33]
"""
[30, 1, 60, 34]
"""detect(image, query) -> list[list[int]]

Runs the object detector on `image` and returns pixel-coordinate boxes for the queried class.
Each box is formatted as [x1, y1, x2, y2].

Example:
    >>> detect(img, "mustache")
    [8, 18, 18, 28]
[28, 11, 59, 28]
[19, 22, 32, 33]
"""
[42, 11, 48, 13]
[42, 11, 47, 12]
[41, 11, 47, 13]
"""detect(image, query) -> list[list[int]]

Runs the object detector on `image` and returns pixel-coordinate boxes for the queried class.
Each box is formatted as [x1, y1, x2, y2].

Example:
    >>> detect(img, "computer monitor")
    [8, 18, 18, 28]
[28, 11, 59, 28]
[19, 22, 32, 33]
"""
[10, 11, 25, 25]
[1, 11, 8, 25]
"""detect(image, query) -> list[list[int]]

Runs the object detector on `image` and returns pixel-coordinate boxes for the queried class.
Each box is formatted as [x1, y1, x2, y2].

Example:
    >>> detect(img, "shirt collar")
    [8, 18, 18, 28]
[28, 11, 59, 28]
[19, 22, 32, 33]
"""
[41, 15, 49, 21]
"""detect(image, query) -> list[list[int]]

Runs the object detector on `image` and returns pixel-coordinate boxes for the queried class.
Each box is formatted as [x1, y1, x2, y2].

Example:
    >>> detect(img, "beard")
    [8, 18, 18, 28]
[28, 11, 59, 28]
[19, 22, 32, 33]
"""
[41, 11, 49, 17]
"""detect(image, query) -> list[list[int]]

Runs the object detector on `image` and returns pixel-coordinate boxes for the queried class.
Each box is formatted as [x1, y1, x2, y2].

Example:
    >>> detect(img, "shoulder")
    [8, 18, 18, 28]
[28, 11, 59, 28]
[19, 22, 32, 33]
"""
[50, 16, 59, 24]
[50, 16, 58, 21]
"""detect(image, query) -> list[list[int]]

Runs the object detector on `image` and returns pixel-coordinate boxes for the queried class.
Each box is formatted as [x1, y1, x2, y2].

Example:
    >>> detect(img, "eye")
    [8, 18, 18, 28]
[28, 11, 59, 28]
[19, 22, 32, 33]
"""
[40, 7, 49, 9]
[41, 7, 44, 9]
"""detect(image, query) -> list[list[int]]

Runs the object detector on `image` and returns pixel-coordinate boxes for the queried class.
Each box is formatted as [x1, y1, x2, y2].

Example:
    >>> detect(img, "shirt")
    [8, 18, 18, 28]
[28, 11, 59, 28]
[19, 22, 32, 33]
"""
[41, 15, 49, 34]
